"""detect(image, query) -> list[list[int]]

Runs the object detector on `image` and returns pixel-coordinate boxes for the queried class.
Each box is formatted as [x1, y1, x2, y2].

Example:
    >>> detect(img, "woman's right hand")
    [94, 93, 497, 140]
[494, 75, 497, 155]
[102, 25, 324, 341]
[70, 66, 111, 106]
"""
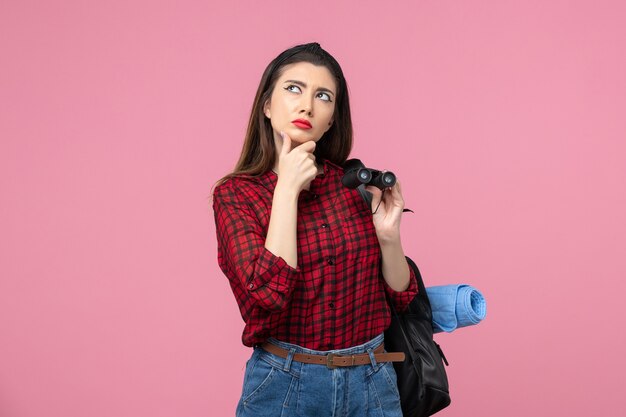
[275, 131, 318, 194]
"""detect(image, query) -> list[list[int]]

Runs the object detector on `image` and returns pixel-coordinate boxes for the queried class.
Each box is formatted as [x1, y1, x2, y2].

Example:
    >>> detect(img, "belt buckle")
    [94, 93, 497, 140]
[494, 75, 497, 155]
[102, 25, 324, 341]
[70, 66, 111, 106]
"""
[326, 353, 337, 369]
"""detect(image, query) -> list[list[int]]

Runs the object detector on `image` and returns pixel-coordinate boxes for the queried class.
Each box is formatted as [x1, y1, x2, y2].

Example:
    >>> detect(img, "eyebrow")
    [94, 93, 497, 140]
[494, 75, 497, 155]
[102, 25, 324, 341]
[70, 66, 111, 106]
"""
[283, 79, 335, 97]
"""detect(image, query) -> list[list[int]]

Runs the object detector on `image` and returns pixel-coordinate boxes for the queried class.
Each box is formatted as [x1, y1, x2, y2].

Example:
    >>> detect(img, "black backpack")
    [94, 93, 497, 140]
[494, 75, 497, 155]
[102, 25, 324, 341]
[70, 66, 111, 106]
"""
[384, 256, 451, 417]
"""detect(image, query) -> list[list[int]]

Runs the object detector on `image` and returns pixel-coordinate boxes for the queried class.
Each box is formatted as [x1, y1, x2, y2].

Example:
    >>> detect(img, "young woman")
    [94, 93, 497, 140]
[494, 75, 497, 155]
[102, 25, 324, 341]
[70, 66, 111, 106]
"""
[212, 42, 418, 417]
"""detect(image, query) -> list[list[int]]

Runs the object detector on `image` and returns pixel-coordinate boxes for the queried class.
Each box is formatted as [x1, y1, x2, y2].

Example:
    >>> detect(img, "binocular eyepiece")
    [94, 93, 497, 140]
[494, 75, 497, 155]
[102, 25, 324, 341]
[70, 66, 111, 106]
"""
[341, 159, 396, 190]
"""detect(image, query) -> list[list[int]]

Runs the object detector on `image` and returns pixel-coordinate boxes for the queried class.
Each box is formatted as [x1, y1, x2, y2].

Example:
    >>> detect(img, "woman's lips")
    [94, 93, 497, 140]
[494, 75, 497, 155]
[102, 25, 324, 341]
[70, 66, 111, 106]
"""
[292, 120, 312, 129]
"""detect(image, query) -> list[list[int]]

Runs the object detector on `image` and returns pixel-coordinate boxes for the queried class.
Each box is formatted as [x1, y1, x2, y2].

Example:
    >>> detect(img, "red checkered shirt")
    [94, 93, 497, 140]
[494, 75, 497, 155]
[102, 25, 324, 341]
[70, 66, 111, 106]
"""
[212, 158, 418, 350]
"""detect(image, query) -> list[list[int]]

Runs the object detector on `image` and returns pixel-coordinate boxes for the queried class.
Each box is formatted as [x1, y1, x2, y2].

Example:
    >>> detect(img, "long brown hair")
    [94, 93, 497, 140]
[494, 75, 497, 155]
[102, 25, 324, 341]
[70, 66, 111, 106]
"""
[212, 42, 353, 193]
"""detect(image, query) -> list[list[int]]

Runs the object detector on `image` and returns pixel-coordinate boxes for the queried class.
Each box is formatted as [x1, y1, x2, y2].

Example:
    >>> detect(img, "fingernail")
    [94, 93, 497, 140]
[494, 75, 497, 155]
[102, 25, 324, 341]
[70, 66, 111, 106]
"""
[279, 131, 284, 139]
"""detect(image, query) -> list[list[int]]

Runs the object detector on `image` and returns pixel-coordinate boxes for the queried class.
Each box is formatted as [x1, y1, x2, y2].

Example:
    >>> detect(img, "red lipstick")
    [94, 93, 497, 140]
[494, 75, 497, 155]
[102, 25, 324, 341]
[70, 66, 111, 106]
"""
[292, 119, 312, 129]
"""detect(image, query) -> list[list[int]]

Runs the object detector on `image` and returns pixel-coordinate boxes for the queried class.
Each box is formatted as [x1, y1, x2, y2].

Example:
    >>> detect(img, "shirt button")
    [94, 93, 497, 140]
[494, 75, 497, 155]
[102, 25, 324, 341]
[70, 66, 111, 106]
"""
[329, 302, 335, 308]
[248, 283, 254, 290]
[311, 193, 318, 199]
[320, 223, 329, 229]
[327, 257, 335, 265]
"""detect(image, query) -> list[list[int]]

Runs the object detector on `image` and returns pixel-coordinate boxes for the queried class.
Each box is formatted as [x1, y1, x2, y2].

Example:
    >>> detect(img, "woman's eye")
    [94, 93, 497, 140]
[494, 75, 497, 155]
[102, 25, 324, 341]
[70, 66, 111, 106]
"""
[318, 92, 332, 102]
[284, 85, 332, 102]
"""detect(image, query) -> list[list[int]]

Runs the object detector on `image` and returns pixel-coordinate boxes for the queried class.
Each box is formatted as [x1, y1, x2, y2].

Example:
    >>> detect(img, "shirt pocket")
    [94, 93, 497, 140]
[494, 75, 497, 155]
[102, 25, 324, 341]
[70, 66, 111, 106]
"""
[340, 209, 379, 259]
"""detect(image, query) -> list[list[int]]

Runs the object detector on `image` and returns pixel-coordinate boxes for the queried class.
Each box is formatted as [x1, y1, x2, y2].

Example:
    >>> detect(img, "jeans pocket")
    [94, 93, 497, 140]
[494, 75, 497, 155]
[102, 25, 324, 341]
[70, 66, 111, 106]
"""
[241, 354, 276, 404]
[238, 353, 298, 416]
[367, 362, 402, 415]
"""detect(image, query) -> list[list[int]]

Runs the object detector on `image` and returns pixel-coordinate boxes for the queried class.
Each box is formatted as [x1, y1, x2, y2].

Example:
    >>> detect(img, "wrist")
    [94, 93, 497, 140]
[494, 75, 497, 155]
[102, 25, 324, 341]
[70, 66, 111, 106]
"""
[274, 180, 300, 202]
[377, 232, 402, 247]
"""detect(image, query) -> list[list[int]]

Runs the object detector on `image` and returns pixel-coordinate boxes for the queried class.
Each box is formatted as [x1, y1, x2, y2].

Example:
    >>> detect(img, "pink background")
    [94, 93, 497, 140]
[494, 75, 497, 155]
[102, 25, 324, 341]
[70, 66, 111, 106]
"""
[1, 1, 625, 416]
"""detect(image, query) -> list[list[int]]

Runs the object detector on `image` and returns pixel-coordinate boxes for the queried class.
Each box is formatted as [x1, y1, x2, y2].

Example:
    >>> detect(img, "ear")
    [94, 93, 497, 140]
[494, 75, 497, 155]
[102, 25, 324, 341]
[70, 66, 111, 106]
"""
[263, 100, 271, 118]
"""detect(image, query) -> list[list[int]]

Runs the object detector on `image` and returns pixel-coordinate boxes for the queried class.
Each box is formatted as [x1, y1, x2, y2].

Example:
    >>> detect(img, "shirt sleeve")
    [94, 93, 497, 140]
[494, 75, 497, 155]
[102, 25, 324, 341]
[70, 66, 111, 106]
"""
[381, 258, 419, 313]
[212, 179, 300, 312]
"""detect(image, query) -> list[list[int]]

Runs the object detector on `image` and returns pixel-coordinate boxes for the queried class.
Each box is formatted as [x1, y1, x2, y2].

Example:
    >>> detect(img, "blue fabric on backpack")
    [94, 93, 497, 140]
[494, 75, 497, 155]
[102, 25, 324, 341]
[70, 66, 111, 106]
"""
[425, 285, 487, 333]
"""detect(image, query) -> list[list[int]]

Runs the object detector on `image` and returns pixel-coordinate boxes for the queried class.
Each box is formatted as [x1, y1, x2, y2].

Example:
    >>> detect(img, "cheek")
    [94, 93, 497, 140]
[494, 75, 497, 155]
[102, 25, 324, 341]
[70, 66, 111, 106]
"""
[277, 100, 298, 116]
[321, 108, 334, 125]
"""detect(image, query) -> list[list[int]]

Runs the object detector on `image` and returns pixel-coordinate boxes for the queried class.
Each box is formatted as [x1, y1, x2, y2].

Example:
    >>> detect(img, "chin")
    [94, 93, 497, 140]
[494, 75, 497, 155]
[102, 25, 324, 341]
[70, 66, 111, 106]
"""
[290, 133, 314, 143]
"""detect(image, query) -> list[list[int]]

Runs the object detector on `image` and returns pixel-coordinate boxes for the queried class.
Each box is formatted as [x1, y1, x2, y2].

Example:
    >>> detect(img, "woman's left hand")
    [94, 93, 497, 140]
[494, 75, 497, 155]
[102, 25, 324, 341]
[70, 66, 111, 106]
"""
[364, 179, 405, 244]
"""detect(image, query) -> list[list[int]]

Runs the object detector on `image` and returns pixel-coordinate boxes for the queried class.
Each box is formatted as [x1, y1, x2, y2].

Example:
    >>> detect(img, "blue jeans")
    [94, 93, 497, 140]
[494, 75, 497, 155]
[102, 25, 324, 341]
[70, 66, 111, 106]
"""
[235, 333, 403, 417]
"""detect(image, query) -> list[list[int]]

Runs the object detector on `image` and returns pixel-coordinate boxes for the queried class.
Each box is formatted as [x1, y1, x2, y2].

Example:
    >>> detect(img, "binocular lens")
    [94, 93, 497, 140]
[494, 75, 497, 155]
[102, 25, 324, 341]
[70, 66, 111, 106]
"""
[382, 173, 395, 185]
[358, 169, 372, 182]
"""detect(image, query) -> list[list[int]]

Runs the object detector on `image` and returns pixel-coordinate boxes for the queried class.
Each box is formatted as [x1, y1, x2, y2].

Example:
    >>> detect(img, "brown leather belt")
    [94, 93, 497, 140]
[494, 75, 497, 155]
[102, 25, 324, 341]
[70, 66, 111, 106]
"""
[260, 342, 405, 369]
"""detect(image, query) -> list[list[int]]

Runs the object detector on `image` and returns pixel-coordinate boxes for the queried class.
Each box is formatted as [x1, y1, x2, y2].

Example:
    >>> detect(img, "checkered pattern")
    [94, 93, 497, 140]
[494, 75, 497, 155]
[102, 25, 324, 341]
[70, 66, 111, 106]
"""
[212, 158, 418, 350]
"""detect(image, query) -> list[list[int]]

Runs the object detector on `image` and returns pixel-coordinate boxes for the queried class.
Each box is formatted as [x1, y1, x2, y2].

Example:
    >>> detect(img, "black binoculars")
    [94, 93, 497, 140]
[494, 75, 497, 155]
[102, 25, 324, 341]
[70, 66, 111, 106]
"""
[341, 159, 396, 190]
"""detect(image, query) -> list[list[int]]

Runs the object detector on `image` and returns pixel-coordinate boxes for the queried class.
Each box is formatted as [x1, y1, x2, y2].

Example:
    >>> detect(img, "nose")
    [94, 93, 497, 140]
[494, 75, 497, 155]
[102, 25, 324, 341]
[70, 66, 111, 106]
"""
[299, 95, 314, 116]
